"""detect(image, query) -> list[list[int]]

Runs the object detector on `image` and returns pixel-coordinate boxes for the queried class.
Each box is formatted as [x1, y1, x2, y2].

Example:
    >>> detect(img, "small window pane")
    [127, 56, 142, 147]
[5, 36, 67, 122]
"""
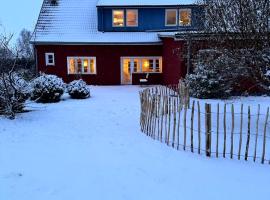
[133, 59, 139, 72]
[166, 10, 177, 26]
[179, 9, 191, 26]
[142, 59, 150, 72]
[149, 60, 154, 72]
[69, 58, 75, 74]
[113, 10, 124, 27]
[127, 10, 138, 26]
[77, 59, 82, 73]
[48, 55, 53, 63]
[156, 59, 160, 72]
[83, 59, 89, 73]
[90, 59, 95, 73]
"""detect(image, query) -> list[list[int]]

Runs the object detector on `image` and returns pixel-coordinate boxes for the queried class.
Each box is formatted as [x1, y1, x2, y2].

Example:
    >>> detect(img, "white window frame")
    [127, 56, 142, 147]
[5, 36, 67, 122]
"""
[121, 57, 163, 74]
[45, 53, 55, 66]
[112, 9, 125, 27]
[67, 57, 97, 75]
[165, 9, 178, 26]
[126, 9, 138, 27]
[179, 9, 192, 26]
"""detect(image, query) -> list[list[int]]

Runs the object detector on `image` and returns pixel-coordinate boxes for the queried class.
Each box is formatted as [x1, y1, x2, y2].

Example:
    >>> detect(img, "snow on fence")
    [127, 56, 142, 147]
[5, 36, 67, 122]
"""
[139, 83, 270, 165]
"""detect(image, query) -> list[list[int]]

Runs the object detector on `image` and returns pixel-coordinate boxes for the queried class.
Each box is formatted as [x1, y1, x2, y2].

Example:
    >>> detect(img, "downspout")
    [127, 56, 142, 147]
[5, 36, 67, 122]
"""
[34, 46, 39, 76]
[186, 35, 191, 76]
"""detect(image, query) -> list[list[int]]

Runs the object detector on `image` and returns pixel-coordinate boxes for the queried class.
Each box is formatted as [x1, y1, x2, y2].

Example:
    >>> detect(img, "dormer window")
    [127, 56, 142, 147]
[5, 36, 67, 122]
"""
[127, 10, 138, 27]
[165, 9, 177, 26]
[113, 10, 124, 27]
[179, 9, 192, 26]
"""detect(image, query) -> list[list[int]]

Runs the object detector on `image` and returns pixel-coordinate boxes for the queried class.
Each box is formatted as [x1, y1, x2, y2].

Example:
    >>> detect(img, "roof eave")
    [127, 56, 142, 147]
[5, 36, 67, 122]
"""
[96, 4, 200, 8]
[31, 41, 163, 45]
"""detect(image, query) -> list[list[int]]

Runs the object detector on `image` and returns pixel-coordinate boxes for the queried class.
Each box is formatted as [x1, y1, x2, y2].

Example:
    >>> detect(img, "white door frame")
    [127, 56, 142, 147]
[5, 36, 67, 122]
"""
[121, 57, 133, 85]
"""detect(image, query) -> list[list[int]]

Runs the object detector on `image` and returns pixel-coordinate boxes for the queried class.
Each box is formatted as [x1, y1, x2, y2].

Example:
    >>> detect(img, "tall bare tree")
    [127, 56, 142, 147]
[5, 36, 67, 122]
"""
[0, 30, 31, 119]
[185, 0, 270, 97]
[17, 28, 34, 59]
[202, 0, 270, 48]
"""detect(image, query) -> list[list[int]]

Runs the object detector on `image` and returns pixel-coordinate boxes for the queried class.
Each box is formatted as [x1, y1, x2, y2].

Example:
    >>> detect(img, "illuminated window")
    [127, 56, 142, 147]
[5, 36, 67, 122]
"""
[45, 53, 55, 66]
[126, 10, 138, 27]
[122, 57, 162, 73]
[113, 10, 124, 27]
[179, 9, 191, 26]
[67, 57, 96, 75]
[165, 9, 177, 26]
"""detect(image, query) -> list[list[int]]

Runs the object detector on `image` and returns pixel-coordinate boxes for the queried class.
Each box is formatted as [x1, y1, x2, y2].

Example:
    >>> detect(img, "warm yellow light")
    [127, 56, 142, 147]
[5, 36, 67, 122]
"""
[69, 59, 75, 74]
[114, 11, 123, 15]
[143, 60, 149, 68]
[113, 10, 124, 26]
[84, 60, 88, 67]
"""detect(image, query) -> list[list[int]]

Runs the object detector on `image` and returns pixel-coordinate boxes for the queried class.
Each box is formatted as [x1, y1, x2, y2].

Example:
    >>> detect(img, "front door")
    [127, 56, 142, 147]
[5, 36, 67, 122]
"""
[121, 58, 132, 84]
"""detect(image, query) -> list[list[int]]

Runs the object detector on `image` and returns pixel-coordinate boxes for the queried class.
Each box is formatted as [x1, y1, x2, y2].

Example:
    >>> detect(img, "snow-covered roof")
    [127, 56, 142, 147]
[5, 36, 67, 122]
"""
[97, 0, 197, 6]
[32, 0, 166, 44]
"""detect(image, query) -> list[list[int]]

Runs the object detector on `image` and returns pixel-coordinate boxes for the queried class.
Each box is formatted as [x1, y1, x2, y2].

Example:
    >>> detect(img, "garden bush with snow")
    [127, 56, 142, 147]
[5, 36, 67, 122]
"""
[67, 79, 90, 99]
[186, 49, 244, 99]
[0, 72, 31, 118]
[186, 49, 270, 99]
[31, 74, 65, 103]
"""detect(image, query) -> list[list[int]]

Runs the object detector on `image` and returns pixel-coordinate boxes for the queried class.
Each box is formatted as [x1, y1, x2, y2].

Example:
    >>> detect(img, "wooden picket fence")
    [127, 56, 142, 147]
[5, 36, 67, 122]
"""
[139, 84, 270, 165]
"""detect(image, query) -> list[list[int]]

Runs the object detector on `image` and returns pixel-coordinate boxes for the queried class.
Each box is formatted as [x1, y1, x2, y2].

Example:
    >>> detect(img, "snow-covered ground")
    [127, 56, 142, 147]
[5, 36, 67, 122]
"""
[0, 86, 270, 200]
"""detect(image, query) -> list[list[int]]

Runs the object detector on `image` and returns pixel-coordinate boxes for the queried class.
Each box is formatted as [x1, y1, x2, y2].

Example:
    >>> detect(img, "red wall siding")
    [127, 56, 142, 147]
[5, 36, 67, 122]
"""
[162, 38, 187, 85]
[35, 44, 163, 85]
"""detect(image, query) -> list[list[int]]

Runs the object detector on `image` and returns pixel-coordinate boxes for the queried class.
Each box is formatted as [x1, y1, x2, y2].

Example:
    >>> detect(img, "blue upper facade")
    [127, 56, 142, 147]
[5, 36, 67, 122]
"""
[97, 5, 205, 32]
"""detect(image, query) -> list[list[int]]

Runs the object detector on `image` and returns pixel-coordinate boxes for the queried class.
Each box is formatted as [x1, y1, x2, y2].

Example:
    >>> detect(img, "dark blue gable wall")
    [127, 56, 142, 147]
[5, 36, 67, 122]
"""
[98, 6, 204, 32]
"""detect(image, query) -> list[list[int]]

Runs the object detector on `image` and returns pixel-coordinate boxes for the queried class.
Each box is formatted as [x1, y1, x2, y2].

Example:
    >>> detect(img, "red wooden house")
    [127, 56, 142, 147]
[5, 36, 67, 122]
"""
[31, 0, 204, 85]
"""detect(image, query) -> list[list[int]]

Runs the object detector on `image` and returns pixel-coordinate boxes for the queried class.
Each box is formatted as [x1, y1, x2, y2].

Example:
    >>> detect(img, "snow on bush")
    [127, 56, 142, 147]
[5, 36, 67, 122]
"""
[186, 49, 270, 99]
[185, 49, 244, 99]
[67, 79, 90, 99]
[31, 74, 65, 103]
[0, 72, 31, 118]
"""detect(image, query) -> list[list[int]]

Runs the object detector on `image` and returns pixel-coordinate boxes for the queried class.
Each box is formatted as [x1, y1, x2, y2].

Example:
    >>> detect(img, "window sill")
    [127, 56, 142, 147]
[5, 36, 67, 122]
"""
[165, 24, 177, 27]
[133, 72, 162, 74]
[68, 73, 97, 75]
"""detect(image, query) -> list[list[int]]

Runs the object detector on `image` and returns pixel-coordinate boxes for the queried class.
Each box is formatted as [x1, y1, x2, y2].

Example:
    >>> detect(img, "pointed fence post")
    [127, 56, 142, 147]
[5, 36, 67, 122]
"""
[183, 102, 188, 151]
[216, 103, 219, 158]
[261, 107, 269, 164]
[245, 106, 251, 161]
[190, 100, 195, 153]
[197, 101, 201, 154]
[230, 104, 234, 159]
[238, 104, 243, 160]
[223, 104, 227, 158]
[205, 103, 212, 157]
[253, 104, 260, 162]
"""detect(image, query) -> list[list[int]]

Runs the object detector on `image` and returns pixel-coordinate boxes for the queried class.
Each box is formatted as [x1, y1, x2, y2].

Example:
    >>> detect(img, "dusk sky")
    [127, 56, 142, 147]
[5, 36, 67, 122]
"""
[0, 0, 43, 42]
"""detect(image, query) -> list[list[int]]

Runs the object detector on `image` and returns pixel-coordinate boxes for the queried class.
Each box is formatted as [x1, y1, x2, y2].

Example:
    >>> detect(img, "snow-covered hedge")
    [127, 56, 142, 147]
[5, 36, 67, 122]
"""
[186, 49, 245, 99]
[31, 74, 65, 103]
[0, 73, 31, 118]
[186, 49, 270, 98]
[67, 79, 90, 99]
